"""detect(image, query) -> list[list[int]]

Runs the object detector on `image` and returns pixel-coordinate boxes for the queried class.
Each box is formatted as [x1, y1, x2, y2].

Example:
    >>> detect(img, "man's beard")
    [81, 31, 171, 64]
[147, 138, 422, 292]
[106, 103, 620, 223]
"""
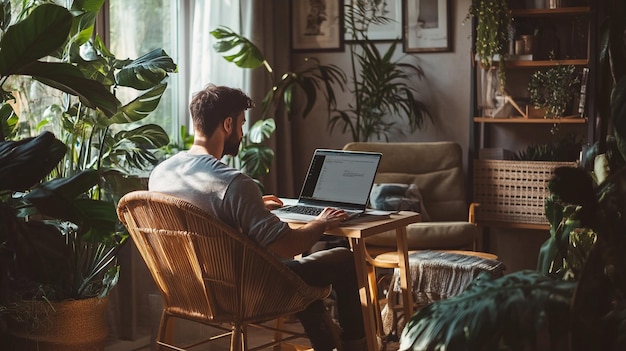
[223, 131, 241, 156]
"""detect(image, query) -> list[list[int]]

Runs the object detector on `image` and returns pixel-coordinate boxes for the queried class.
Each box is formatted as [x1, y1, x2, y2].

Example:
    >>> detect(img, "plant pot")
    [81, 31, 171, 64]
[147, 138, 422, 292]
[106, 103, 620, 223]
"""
[3, 297, 109, 351]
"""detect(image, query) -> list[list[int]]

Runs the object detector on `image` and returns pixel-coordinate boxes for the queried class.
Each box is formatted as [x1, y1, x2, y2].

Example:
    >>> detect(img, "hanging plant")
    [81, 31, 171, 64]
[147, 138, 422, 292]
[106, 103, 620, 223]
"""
[466, 0, 512, 88]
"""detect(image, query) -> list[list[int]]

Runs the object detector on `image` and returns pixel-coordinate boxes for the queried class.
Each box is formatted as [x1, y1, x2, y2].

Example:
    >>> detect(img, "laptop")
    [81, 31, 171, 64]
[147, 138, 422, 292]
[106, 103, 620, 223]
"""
[272, 149, 382, 222]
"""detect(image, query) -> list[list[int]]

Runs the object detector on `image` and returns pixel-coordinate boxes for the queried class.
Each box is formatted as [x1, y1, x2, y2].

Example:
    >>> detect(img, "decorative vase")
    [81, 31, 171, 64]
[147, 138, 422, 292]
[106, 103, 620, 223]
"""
[4, 297, 109, 351]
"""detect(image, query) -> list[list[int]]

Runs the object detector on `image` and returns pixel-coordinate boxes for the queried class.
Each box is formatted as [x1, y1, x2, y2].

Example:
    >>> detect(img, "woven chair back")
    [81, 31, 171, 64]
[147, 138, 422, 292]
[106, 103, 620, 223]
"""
[117, 191, 330, 325]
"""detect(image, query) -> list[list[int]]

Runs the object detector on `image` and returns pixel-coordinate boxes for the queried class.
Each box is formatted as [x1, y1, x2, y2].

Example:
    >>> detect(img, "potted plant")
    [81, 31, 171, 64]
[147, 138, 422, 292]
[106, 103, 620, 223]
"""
[331, 2, 431, 142]
[529, 65, 580, 118]
[0, 1, 176, 349]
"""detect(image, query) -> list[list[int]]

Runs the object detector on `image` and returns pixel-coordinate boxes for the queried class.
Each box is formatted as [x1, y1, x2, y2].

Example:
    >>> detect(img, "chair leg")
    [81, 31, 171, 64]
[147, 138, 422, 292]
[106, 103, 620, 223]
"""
[157, 312, 176, 350]
[273, 317, 285, 351]
[231, 324, 243, 351]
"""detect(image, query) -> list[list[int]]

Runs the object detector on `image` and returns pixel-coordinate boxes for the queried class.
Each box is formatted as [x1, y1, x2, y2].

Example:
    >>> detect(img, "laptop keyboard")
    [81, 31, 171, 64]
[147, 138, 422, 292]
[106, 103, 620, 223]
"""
[279, 205, 324, 216]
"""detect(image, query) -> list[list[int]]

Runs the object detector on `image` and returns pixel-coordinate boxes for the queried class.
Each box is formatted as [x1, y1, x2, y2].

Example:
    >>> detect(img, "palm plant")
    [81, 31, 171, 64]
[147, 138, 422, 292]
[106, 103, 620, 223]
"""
[333, 2, 431, 142]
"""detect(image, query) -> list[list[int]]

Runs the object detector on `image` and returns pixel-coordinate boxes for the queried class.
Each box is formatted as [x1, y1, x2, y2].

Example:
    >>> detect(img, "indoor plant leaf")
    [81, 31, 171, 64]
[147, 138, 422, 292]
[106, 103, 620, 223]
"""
[115, 48, 177, 90]
[0, 131, 66, 191]
[400, 270, 575, 351]
[0, 3, 71, 76]
[210, 26, 266, 69]
[247, 118, 276, 144]
[106, 83, 168, 124]
[20, 61, 120, 117]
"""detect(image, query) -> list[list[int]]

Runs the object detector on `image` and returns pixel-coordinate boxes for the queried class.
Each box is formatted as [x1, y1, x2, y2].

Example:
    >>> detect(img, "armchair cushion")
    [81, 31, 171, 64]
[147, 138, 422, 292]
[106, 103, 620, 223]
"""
[364, 222, 478, 251]
[369, 183, 430, 221]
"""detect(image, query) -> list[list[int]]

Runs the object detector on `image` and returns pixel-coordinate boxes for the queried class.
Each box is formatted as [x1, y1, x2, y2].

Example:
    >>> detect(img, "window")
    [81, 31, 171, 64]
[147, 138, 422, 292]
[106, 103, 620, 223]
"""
[108, 0, 182, 143]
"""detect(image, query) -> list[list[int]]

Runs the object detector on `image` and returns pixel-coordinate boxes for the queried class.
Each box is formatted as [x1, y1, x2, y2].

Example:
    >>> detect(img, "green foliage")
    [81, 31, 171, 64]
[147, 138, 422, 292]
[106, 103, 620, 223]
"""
[333, 2, 431, 142]
[211, 26, 345, 182]
[529, 65, 580, 118]
[212, 1, 432, 143]
[0, 0, 176, 303]
[514, 132, 583, 161]
[402, 3, 626, 350]
[466, 0, 511, 88]
[400, 270, 575, 351]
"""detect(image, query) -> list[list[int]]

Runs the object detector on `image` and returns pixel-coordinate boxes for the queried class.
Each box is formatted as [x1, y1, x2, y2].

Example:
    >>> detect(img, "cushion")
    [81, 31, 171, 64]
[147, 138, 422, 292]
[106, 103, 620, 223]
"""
[364, 222, 479, 251]
[369, 183, 430, 221]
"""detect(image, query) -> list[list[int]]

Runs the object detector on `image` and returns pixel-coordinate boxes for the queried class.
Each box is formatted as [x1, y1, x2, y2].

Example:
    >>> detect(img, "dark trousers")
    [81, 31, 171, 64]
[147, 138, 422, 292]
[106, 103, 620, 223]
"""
[283, 246, 366, 351]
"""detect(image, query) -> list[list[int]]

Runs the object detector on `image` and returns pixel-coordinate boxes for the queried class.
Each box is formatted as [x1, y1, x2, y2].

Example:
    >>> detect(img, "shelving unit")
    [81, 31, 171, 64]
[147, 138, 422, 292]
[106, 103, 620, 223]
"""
[469, 1, 598, 231]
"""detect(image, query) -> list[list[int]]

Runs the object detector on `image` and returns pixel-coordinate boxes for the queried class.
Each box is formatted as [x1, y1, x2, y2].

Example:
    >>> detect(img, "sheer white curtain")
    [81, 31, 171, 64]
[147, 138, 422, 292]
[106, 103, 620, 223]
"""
[186, 0, 294, 196]
[188, 0, 245, 99]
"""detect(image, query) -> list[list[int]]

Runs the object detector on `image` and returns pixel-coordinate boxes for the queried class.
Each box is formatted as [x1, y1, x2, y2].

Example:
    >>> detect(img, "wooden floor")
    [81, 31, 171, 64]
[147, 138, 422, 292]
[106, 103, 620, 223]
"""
[104, 319, 401, 351]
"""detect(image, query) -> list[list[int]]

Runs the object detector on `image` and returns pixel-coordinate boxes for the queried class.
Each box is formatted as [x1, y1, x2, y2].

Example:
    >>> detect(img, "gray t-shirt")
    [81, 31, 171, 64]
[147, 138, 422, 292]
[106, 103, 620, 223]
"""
[148, 152, 289, 247]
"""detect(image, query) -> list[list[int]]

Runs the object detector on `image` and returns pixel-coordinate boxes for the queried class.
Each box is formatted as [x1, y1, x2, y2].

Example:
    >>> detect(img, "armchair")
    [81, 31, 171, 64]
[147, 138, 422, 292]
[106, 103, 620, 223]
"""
[343, 142, 478, 253]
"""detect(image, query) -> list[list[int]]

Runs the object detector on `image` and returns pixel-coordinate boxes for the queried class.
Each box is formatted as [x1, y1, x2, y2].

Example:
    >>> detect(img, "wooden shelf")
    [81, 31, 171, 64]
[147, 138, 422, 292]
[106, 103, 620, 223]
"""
[474, 116, 587, 124]
[511, 7, 590, 17]
[505, 59, 588, 68]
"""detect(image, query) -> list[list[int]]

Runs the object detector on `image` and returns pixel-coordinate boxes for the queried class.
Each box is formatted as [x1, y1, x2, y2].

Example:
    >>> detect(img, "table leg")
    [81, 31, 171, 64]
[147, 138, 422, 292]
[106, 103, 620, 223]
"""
[395, 226, 415, 323]
[349, 237, 379, 351]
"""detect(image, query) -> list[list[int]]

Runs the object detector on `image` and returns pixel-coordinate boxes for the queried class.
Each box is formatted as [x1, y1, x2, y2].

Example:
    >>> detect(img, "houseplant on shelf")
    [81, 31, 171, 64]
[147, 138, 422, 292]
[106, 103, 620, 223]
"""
[0, 1, 176, 349]
[465, 0, 512, 98]
[529, 65, 580, 118]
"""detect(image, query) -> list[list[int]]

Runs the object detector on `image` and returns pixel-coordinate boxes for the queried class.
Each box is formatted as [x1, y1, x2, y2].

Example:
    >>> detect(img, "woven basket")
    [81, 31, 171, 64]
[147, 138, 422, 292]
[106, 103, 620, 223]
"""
[5, 297, 109, 351]
[473, 160, 578, 225]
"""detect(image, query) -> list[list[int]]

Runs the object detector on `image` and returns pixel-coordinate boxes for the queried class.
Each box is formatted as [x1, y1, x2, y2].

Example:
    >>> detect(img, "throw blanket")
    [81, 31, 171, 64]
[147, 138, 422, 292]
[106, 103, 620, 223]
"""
[381, 250, 505, 335]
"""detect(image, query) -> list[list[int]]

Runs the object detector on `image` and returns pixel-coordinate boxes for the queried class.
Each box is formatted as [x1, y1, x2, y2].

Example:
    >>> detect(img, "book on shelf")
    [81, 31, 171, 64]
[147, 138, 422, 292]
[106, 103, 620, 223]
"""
[577, 67, 589, 118]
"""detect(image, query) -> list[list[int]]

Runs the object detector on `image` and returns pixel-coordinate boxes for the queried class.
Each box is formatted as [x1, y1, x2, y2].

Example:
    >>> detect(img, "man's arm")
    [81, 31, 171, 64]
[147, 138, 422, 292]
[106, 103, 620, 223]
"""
[267, 207, 349, 258]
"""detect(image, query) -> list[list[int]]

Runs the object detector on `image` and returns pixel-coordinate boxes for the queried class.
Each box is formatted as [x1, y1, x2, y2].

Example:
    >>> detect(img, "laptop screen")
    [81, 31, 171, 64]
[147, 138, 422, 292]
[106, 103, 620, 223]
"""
[299, 149, 381, 208]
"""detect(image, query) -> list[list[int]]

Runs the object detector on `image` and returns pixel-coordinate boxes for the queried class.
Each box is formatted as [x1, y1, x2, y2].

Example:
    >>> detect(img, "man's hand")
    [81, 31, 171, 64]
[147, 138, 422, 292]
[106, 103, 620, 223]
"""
[314, 207, 350, 230]
[263, 195, 283, 210]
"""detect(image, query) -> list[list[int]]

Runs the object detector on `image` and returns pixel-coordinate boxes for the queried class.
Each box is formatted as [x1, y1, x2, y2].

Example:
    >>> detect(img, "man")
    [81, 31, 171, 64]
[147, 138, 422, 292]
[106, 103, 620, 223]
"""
[149, 84, 365, 351]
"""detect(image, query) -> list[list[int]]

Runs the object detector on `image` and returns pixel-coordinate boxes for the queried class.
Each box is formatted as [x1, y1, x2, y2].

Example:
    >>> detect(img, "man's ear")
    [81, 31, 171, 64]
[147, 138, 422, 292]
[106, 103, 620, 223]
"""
[223, 116, 233, 133]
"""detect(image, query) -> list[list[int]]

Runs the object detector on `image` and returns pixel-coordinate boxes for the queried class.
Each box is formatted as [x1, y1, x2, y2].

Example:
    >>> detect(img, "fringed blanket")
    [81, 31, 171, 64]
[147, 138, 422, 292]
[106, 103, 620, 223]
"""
[381, 250, 505, 335]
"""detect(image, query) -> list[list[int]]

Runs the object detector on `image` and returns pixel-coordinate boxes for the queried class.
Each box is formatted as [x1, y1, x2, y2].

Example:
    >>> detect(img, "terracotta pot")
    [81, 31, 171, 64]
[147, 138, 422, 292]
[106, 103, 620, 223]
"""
[4, 296, 109, 351]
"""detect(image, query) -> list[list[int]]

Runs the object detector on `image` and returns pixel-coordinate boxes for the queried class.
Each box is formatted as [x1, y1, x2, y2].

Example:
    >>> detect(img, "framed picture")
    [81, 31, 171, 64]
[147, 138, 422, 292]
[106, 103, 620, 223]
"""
[403, 0, 452, 53]
[345, 0, 402, 41]
[291, 0, 345, 52]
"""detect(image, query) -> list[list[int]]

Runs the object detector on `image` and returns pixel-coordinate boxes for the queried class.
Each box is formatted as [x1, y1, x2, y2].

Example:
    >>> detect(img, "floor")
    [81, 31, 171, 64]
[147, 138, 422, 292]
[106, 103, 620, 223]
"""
[104, 320, 401, 351]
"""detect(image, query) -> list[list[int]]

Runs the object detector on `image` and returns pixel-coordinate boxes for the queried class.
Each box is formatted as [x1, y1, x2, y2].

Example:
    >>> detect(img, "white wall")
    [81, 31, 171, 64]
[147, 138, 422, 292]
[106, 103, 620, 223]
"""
[288, 0, 474, 190]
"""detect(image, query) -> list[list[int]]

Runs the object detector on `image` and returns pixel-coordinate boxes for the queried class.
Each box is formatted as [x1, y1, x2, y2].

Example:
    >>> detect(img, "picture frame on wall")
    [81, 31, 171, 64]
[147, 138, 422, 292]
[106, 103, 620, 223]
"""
[291, 0, 345, 52]
[403, 0, 452, 53]
[345, 0, 402, 41]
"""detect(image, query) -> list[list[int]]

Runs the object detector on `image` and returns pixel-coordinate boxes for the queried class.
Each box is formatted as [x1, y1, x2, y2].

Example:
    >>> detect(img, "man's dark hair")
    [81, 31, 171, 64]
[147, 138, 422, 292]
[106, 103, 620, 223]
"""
[189, 84, 254, 136]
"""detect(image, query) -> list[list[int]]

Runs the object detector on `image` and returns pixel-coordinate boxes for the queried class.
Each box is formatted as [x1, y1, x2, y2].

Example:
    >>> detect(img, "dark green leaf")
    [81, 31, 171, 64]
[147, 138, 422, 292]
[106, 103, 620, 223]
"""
[247, 118, 276, 144]
[210, 26, 266, 69]
[20, 61, 119, 117]
[107, 83, 168, 124]
[0, 3, 71, 76]
[0, 132, 66, 191]
[25, 170, 100, 220]
[116, 49, 177, 90]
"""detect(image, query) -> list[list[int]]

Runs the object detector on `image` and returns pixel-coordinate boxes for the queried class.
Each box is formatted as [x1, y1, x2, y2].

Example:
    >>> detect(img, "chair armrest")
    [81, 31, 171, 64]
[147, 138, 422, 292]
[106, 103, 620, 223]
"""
[468, 202, 480, 224]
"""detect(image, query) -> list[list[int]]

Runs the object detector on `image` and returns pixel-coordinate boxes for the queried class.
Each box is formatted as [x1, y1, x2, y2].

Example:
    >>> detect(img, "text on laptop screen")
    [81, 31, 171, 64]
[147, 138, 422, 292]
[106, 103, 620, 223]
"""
[300, 150, 380, 205]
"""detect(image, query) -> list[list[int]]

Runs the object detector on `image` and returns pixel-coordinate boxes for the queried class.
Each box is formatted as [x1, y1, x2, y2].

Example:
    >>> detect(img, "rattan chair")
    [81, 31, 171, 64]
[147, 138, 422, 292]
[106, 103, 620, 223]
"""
[117, 191, 338, 351]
